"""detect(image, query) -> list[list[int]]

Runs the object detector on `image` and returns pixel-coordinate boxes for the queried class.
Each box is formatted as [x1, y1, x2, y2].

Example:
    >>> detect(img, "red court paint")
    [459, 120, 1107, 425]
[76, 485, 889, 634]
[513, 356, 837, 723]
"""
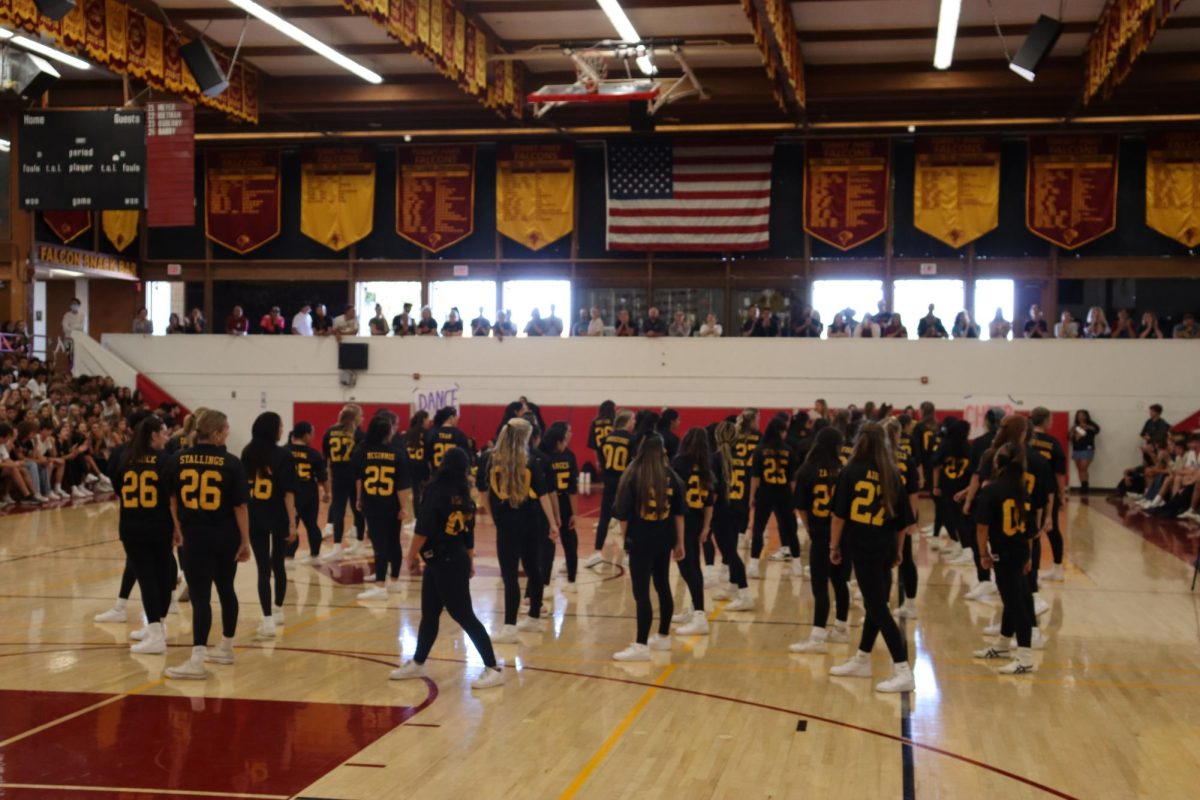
[0, 690, 109, 741]
[1093, 498, 1200, 565]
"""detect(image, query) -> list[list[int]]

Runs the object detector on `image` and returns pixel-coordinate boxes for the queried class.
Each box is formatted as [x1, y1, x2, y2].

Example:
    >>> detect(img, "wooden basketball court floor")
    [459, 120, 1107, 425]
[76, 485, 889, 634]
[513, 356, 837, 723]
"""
[0, 493, 1197, 800]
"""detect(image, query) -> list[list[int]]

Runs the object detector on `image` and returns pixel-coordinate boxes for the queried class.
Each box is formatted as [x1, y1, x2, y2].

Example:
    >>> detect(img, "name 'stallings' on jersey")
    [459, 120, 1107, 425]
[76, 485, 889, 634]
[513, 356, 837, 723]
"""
[601, 430, 634, 476]
[172, 445, 249, 528]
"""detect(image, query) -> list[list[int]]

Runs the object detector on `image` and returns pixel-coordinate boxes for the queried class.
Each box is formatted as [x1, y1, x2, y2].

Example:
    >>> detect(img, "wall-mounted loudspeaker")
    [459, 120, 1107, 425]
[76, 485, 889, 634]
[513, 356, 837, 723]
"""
[2, 52, 61, 100]
[180, 39, 229, 97]
[1009, 15, 1063, 82]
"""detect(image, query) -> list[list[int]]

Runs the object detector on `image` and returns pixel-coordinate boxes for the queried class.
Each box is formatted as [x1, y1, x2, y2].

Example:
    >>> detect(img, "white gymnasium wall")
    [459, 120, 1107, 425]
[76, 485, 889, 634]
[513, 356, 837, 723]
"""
[100, 334, 1199, 489]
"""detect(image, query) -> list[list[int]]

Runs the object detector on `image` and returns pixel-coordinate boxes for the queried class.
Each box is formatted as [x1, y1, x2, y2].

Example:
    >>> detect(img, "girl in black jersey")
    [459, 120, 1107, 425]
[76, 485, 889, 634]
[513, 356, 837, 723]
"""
[115, 416, 175, 655]
[584, 409, 635, 568]
[404, 410, 432, 512]
[828, 422, 916, 693]
[479, 418, 559, 643]
[932, 419, 973, 567]
[670, 428, 715, 636]
[972, 443, 1036, 674]
[323, 404, 365, 561]
[354, 415, 414, 600]
[734, 408, 761, 560]
[710, 422, 754, 610]
[586, 400, 616, 495]
[612, 434, 685, 661]
[166, 410, 251, 680]
[790, 427, 852, 653]
[883, 417, 921, 620]
[287, 422, 329, 563]
[241, 412, 298, 639]
[523, 421, 555, 614]
[541, 423, 580, 592]
[424, 406, 472, 476]
[748, 417, 801, 578]
[657, 409, 681, 460]
[390, 448, 505, 690]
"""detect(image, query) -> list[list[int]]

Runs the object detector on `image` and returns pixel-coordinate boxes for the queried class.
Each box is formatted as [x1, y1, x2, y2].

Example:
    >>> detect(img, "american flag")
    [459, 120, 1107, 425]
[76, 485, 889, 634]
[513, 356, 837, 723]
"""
[605, 139, 774, 251]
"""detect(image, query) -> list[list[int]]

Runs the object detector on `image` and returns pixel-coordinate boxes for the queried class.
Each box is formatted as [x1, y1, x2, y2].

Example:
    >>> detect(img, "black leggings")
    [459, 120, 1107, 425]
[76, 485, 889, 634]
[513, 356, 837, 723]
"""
[713, 506, 747, 588]
[808, 529, 849, 628]
[897, 533, 917, 601]
[594, 476, 619, 550]
[118, 557, 137, 600]
[328, 476, 364, 544]
[851, 534, 908, 663]
[678, 513, 705, 611]
[702, 534, 716, 567]
[181, 528, 240, 646]
[121, 533, 176, 623]
[250, 516, 288, 617]
[292, 493, 322, 558]
[628, 535, 674, 643]
[368, 514, 402, 583]
[750, 490, 799, 560]
[549, 502, 578, 582]
[930, 488, 947, 539]
[1047, 493, 1064, 564]
[995, 545, 1032, 647]
[497, 513, 542, 624]
[527, 516, 552, 595]
[414, 546, 497, 668]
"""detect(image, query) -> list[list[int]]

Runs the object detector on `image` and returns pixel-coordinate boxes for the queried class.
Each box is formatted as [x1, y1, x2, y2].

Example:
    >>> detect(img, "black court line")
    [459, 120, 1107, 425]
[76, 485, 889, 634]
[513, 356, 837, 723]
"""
[0, 537, 120, 566]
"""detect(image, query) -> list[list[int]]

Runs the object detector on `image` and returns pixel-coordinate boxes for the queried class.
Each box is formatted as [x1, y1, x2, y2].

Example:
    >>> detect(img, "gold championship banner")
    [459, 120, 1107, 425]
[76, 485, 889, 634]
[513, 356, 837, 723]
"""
[300, 147, 376, 251]
[740, 0, 805, 111]
[0, 0, 257, 122]
[1085, 0, 1182, 103]
[396, 144, 474, 252]
[496, 143, 574, 251]
[1026, 136, 1118, 250]
[913, 137, 1001, 248]
[101, 210, 139, 252]
[1146, 133, 1200, 248]
[804, 138, 889, 251]
[205, 149, 282, 255]
[42, 211, 92, 245]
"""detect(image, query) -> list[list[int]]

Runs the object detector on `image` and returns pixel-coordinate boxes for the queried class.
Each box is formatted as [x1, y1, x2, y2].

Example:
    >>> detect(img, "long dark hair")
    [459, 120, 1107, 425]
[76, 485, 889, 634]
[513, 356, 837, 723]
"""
[430, 445, 471, 499]
[597, 400, 615, 420]
[541, 421, 569, 455]
[365, 415, 393, 446]
[849, 422, 900, 517]
[762, 416, 786, 448]
[406, 410, 429, 448]
[803, 426, 843, 476]
[618, 433, 670, 519]
[678, 427, 713, 492]
[1074, 409, 1092, 426]
[992, 442, 1028, 516]
[122, 415, 165, 470]
[633, 409, 660, 441]
[241, 412, 282, 477]
[940, 417, 970, 457]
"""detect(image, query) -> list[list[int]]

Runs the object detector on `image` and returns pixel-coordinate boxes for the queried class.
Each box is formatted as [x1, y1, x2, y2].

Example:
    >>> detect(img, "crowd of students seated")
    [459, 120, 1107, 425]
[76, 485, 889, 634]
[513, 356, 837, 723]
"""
[1117, 404, 1200, 522]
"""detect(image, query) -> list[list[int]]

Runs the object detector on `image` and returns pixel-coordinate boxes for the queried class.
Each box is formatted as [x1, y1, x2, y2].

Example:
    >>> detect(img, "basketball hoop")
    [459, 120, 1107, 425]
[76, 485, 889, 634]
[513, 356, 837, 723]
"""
[576, 50, 609, 93]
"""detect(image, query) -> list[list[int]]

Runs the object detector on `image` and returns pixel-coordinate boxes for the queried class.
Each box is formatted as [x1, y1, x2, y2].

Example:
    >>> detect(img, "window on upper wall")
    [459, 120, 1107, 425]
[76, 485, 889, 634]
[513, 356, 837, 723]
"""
[811, 279, 883, 339]
[893, 279, 965, 340]
[355, 281, 421, 335]
[428, 280, 497, 337]
[731, 288, 792, 336]
[145, 281, 175, 336]
[974, 279, 1015, 340]
[651, 289, 725, 336]
[501, 279, 571, 337]
[576, 288, 648, 334]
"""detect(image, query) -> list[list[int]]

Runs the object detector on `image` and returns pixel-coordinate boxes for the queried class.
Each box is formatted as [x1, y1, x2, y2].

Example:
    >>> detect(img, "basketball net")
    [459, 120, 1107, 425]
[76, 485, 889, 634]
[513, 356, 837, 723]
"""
[576, 51, 608, 93]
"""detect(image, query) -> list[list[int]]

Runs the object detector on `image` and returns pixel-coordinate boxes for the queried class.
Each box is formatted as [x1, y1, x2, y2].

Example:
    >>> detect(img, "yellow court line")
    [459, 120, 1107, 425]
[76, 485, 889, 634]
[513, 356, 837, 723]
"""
[558, 664, 677, 800]
[0, 783, 287, 799]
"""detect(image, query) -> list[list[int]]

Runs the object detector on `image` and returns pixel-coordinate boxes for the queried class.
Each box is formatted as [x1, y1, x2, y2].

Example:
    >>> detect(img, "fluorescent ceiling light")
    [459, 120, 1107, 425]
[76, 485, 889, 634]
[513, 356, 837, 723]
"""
[50, 268, 85, 278]
[933, 0, 961, 70]
[0, 139, 10, 152]
[0, 28, 12, 39]
[9, 34, 91, 70]
[226, 0, 382, 83]
[596, 0, 655, 76]
[1009, 62, 1036, 81]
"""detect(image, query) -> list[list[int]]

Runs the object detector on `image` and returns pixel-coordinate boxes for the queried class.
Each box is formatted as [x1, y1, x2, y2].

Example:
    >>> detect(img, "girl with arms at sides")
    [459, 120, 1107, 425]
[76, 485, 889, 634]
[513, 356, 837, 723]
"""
[390, 448, 505, 690]
[404, 410, 432, 513]
[882, 417, 921, 620]
[354, 414, 414, 600]
[241, 412, 298, 639]
[612, 434, 686, 661]
[584, 409, 635, 568]
[670, 428, 716, 635]
[322, 404, 365, 561]
[747, 416, 802, 578]
[709, 422, 754, 611]
[541, 423, 581, 593]
[828, 423, 916, 693]
[288, 422, 330, 564]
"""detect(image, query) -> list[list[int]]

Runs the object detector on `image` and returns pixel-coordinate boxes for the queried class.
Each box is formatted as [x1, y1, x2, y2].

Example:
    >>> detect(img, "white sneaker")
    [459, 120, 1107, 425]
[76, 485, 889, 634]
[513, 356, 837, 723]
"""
[50, 489, 67, 500]
[1030, 628, 1047, 650]
[165, 651, 208, 680]
[919, 524, 934, 536]
[516, 616, 544, 633]
[387, 580, 404, 594]
[702, 566, 720, 587]
[894, 599, 918, 619]
[671, 607, 693, 625]
[298, 555, 319, 566]
[940, 542, 963, 560]
[0, 496, 14, 507]
[520, 595, 532, 610]
[1033, 595, 1050, 616]
[357, 586, 388, 601]
[973, 640, 1010, 659]
[582, 552, 604, 569]
[790, 559, 806, 578]
[346, 526, 359, 542]
[675, 610, 710, 636]
[272, 606, 285, 624]
[129, 623, 149, 641]
[256, 618, 276, 639]
[982, 621, 1002, 636]
[492, 624, 520, 644]
[876, 663, 915, 693]
[724, 588, 755, 612]
[711, 583, 736, 601]
[32, 494, 49, 503]
[1146, 496, 1166, 509]
[1045, 564, 1065, 582]
[389, 660, 427, 680]
[830, 652, 873, 678]
[70, 485, 90, 499]
[96, 478, 114, 493]
[130, 623, 166, 655]
[323, 544, 345, 562]
[767, 547, 792, 562]
[613, 643, 651, 662]
[472, 667, 506, 689]
[828, 623, 851, 643]
[789, 629, 829, 653]
[927, 537, 946, 552]
[1124, 492, 1144, 501]
[206, 638, 235, 665]
[998, 658, 1035, 675]
[563, 580, 578, 594]
[363, 573, 377, 582]
[323, 522, 334, 536]
[965, 580, 997, 601]
[94, 606, 127, 623]
[648, 633, 672, 651]
[746, 560, 761, 580]
[947, 548, 976, 566]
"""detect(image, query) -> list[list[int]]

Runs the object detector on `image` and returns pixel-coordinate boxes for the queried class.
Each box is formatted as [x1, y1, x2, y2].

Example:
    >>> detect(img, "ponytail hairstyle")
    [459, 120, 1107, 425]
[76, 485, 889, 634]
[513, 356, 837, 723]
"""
[849, 422, 900, 518]
[736, 408, 759, 437]
[713, 421, 736, 488]
[241, 412, 283, 478]
[291, 421, 313, 442]
[430, 445, 471, 500]
[881, 416, 903, 458]
[492, 417, 532, 508]
[762, 416, 786, 449]
[992, 442, 1028, 515]
[613, 409, 635, 431]
[678, 427, 713, 492]
[194, 409, 228, 444]
[364, 415, 393, 447]
[618, 433, 670, 519]
[803, 426, 843, 477]
[941, 417, 971, 457]
[335, 404, 361, 434]
[982, 414, 1030, 473]
[122, 415, 165, 470]
[633, 409, 660, 441]
[541, 421, 569, 455]
[179, 406, 209, 447]
[598, 400, 616, 420]
[433, 406, 457, 428]
[405, 410, 429, 449]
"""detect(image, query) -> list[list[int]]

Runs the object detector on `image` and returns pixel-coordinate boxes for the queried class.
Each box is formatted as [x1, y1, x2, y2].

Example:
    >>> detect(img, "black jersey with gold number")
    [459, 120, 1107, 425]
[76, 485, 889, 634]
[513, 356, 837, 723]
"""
[478, 451, 549, 517]
[600, 430, 634, 479]
[548, 449, 579, 520]
[974, 481, 1029, 551]
[614, 471, 685, 544]
[896, 448, 920, 496]
[727, 444, 751, 508]
[323, 426, 362, 481]
[417, 482, 476, 553]
[793, 464, 837, 537]
[833, 461, 913, 539]
[246, 446, 298, 523]
[588, 416, 614, 457]
[424, 426, 472, 472]
[671, 455, 715, 516]
[405, 435, 429, 487]
[115, 451, 173, 539]
[751, 443, 795, 497]
[352, 443, 413, 518]
[289, 443, 328, 503]
[936, 443, 972, 496]
[170, 443, 249, 533]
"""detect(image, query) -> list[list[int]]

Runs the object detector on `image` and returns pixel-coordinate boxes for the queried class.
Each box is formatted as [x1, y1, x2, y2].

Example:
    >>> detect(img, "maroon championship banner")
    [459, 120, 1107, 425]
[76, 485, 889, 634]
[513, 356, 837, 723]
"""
[205, 149, 281, 254]
[145, 102, 195, 228]
[395, 144, 475, 252]
[42, 211, 93, 245]
[1026, 135, 1118, 250]
[804, 138, 890, 250]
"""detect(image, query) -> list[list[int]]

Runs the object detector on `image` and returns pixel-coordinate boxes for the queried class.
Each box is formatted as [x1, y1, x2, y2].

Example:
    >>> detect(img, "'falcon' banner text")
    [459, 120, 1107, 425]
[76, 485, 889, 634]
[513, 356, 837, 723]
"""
[1026, 136, 1118, 250]
[496, 143, 574, 250]
[913, 137, 1000, 249]
[300, 147, 376, 252]
[804, 138, 889, 251]
[396, 144, 474, 252]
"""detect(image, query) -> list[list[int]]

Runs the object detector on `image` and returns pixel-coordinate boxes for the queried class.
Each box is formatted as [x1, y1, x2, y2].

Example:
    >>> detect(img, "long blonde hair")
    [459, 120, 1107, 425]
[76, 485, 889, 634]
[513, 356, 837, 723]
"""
[195, 409, 228, 443]
[336, 404, 362, 433]
[713, 421, 736, 487]
[881, 416, 902, 459]
[179, 406, 209, 447]
[617, 434, 670, 519]
[492, 417, 532, 508]
[613, 409, 634, 431]
[736, 408, 759, 436]
[849, 422, 900, 518]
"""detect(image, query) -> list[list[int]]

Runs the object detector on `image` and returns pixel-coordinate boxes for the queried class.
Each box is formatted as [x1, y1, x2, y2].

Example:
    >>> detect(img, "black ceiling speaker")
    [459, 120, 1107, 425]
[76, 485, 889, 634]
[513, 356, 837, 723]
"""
[3, 52, 61, 100]
[180, 39, 229, 97]
[33, 0, 75, 21]
[1009, 15, 1063, 82]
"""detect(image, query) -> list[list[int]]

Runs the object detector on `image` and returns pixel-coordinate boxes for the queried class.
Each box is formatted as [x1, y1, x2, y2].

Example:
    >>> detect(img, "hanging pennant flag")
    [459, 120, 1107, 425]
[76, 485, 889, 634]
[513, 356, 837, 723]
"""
[496, 143, 574, 250]
[1145, 132, 1200, 248]
[396, 144, 474, 253]
[205, 149, 281, 254]
[299, 146, 376, 252]
[43, 211, 92, 245]
[913, 137, 1001, 249]
[804, 138, 889, 251]
[1026, 135, 1118, 249]
[102, 210, 139, 251]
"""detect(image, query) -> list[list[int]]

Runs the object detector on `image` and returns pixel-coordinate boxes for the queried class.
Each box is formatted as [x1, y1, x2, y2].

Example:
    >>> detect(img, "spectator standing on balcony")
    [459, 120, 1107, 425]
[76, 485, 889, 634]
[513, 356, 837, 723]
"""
[698, 313, 722, 338]
[544, 305, 564, 337]
[828, 313, 850, 338]
[525, 309, 546, 337]
[368, 304, 389, 336]
[291, 305, 313, 336]
[587, 307, 606, 337]
[1084, 307, 1110, 339]
[62, 298, 84, 340]
[917, 305, 948, 338]
[760, 308, 780, 337]
[1054, 311, 1080, 339]
[495, 310, 518, 338]
[642, 307, 667, 338]
[792, 306, 823, 338]
[166, 313, 186, 335]
[392, 303, 416, 337]
[1173, 312, 1199, 339]
[416, 306, 439, 336]
[614, 309, 638, 337]
[668, 310, 691, 337]
[874, 299, 893, 327]
[312, 304, 333, 336]
[840, 308, 860, 335]
[952, 311, 980, 339]
[1138, 311, 1165, 339]
[853, 313, 881, 338]
[1023, 304, 1049, 339]
[259, 306, 286, 335]
[332, 305, 359, 337]
[740, 306, 761, 337]
[132, 308, 153, 335]
[442, 308, 464, 338]
[471, 307, 492, 337]
[225, 306, 249, 336]
[1111, 308, 1136, 339]
[184, 308, 206, 335]
[988, 308, 1011, 339]
[882, 313, 908, 338]
[573, 308, 590, 337]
